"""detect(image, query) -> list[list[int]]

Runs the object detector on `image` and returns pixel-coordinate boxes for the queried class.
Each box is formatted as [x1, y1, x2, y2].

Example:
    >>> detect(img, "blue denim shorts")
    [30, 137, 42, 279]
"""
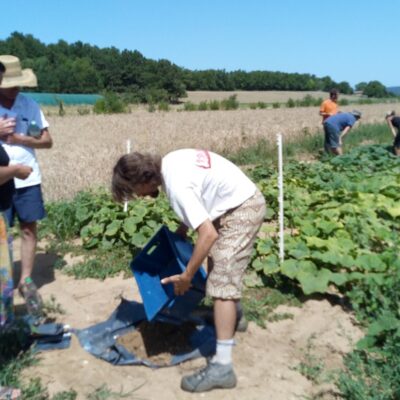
[323, 122, 341, 150]
[4, 184, 46, 227]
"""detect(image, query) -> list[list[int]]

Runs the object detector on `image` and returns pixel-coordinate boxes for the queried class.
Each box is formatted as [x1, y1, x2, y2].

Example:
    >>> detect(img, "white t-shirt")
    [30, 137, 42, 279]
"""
[161, 149, 256, 230]
[0, 94, 49, 188]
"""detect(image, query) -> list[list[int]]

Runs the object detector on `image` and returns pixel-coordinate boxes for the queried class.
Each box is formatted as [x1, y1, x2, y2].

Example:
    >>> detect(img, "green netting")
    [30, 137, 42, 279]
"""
[21, 92, 103, 106]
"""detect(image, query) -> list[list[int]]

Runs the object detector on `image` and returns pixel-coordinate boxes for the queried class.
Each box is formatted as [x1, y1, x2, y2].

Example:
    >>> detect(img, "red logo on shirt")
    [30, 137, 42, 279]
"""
[195, 150, 211, 169]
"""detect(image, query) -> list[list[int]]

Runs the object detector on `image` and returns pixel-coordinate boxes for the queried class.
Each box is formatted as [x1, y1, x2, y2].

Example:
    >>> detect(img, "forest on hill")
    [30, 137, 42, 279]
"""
[0, 32, 357, 103]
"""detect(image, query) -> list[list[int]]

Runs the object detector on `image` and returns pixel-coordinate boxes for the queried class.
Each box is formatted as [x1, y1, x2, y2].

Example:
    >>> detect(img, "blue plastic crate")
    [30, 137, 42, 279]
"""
[130, 226, 207, 321]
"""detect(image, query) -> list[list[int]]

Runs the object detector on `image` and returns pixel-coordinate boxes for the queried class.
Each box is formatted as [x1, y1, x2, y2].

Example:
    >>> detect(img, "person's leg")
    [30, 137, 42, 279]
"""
[323, 124, 330, 153]
[324, 123, 341, 155]
[19, 221, 37, 285]
[13, 185, 45, 317]
[393, 132, 400, 156]
[181, 190, 266, 393]
[332, 146, 342, 155]
[13, 185, 45, 286]
[212, 299, 237, 363]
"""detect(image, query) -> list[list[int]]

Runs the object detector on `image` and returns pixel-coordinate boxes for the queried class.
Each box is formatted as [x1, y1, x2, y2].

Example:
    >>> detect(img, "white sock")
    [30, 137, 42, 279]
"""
[211, 339, 235, 365]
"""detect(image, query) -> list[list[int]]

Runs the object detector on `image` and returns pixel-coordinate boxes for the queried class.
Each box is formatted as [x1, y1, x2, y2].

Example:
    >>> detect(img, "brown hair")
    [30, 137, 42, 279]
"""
[329, 88, 339, 97]
[112, 152, 162, 202]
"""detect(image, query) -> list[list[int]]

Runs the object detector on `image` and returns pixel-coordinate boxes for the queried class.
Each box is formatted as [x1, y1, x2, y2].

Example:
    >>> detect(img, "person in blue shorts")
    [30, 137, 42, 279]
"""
[323, 110, 362, 155]
[0, 55, 53, 316]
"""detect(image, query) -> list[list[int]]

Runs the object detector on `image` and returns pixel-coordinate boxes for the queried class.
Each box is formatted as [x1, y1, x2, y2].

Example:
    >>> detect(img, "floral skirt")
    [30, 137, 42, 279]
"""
[0, 213, 13, 327]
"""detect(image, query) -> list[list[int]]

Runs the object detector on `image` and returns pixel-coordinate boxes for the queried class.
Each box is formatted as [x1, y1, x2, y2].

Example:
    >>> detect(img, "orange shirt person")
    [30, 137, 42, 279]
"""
[320, 89, 339, 122]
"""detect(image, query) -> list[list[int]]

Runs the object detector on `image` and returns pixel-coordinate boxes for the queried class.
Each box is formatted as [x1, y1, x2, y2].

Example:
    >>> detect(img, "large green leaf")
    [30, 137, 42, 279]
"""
[263, 254, 280, 275]
[104, 220, 122, 237]
[386, 206, 400, 218]
[368, 312, 400, 336]
[89, 223, 104, 236]
[330, 272, 348, 286]
[281, 259, 299, 279]
[123, 217, 139, 235]
[130, 232, 147, 248]
[354, 253, 387, 272]
[297, 267, 332, 295]
[311, 251, 354, 269]
[305, 236, 328, 249]
[315, 219, 341, 235]
[288, 241, 310, 259]
[76, 206, 90, 222]
[131, 204, 148, 218]
[256, 238, 274, 255]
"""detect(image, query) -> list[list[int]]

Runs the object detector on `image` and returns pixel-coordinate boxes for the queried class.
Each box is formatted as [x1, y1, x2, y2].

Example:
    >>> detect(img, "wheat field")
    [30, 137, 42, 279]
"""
[38, 102, 398, 201]
[183, 90, 359, 103]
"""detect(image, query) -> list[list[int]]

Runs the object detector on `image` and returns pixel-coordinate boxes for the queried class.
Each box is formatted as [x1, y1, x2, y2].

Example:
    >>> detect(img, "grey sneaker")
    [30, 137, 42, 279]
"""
[181, 362, 237, 392]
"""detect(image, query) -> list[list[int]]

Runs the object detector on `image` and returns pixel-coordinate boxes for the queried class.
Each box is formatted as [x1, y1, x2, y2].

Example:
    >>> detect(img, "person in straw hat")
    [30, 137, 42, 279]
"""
[0, 55, 53, 319]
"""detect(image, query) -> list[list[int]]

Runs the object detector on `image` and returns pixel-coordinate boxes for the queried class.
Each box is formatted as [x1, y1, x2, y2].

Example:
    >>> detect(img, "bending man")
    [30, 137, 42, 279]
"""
[112, 149, 266, 393]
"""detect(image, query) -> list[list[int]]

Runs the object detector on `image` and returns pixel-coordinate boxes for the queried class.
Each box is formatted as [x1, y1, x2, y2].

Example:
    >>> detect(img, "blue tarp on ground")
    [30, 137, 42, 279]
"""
[21, 92, 103, 106]
[74, 299, 216, 368]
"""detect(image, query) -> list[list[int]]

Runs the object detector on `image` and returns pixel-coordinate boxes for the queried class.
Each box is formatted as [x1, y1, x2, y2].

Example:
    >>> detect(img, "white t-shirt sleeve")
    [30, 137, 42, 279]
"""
[39, 109, 49, 129]
[169, 188, 210, 230]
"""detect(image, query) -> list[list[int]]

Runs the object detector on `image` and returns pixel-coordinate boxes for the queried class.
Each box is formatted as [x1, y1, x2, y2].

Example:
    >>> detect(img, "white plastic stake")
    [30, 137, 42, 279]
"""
[277, 133, 284, 262]
[123, 139, 132, 212]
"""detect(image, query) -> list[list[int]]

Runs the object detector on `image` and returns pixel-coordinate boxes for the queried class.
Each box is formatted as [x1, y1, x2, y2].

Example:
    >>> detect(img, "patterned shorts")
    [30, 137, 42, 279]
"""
[206, 189, 266, 299]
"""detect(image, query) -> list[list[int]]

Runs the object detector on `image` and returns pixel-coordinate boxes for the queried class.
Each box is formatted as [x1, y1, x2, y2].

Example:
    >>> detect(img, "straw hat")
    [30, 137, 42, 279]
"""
[0, 55, 37, 88]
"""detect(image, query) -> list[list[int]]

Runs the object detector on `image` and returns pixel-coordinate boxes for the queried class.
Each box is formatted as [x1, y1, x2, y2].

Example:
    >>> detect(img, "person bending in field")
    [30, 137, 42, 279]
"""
[319, 88, 339, 123]
[385, 111, 400, 156]
[112, 149, 266, 393]
[0, 55, 53, 318]
[323, 110, 362, 155]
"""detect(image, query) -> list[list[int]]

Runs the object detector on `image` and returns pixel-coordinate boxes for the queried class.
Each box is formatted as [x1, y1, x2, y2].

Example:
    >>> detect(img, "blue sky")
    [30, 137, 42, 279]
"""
[2, 0, 399, 87]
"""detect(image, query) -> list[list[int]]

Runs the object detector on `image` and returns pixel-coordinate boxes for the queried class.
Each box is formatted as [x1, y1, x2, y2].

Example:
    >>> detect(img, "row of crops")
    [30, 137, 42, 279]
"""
[250, 145, 400, 397]
[41, 144, 400, 397]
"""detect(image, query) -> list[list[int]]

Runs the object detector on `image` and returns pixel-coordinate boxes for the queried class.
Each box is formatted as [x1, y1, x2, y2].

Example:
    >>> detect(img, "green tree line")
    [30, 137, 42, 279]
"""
[0, 31, 389, 102]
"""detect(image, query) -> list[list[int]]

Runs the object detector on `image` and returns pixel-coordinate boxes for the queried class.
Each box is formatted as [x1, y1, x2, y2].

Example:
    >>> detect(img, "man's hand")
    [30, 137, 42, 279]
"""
[0, 117, 16, 138]
[5, 133, 27, 145]
[14, 164, 32, 180]
[175, 223, 188, 239]
[161, 271, 192, 296]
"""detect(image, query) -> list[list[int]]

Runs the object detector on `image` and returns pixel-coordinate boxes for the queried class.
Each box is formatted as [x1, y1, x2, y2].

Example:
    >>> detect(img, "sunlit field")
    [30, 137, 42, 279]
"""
[39, 102, 398, 201]
[183, 90, 359, 104]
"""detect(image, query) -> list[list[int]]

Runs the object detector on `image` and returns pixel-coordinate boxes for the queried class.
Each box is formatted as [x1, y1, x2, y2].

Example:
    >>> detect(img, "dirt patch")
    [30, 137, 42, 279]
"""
[116, 321, 196, 365]
[15, 239, 365, 399]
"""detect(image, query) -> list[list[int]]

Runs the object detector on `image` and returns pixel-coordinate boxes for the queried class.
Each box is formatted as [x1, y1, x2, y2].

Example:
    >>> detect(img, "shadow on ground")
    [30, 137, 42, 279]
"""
[13, 251, 61, 289]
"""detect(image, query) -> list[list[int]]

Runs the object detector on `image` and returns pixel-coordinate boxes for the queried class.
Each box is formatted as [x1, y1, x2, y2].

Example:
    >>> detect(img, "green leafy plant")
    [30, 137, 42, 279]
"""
[198, 101, 208, 111]
[257, 101, 267, 109]
[94, 92, 127, 114]
[87, 383, 145, 400]
[221, 94, 239, 110]
[157, 101, 170, 111]
[248, 145, 400, 297]
[209, 100, 220, 110]
[295, 336, 325, 383]
[183, 101, 197, 111]
[241, 287, 300, 328]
